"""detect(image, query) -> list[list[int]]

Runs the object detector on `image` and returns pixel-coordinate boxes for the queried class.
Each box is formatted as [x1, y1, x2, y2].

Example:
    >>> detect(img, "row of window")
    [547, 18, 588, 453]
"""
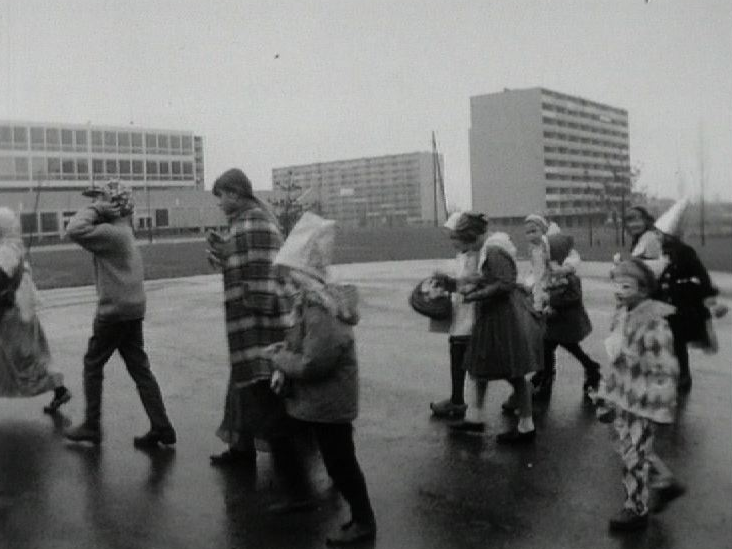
[541, 102, 627, 128]
[546, 187, 604, 196]
[543, 130, 628, 151]
[545, 159, 628, 171]
[542, 116, 628, 140]
[0, 126, 194, 155]
[544, 146, 628, 163]
[541, 89, 626, 117]
[545, 172, 627, 185]
[19, 208, 171, 235]
[0, 156, 194, 181]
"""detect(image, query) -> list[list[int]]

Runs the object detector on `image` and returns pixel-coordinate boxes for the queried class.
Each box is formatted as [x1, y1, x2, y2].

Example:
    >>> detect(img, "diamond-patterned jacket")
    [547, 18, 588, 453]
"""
[598, 299, 679, 424]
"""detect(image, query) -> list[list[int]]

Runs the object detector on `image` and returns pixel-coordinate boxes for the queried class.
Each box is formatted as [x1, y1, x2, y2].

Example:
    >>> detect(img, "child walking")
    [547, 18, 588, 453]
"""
[267, 212, 376, 546]
[534, 233, 600, 401]
[596, 258, 685, 531]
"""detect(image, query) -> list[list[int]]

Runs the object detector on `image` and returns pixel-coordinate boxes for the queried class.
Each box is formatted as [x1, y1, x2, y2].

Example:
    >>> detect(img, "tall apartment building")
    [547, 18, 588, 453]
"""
[272, 152, 446, 228]
[470, 88, 630, 227]
[0, 120, 221, 238]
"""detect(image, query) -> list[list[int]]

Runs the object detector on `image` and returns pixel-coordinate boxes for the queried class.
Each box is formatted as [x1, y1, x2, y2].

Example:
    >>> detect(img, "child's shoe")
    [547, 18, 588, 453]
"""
[608, 508, 648, 531]
[650, 481, 686, 513]
[326, 519, 376, 546]
[429, 399, 467, 419]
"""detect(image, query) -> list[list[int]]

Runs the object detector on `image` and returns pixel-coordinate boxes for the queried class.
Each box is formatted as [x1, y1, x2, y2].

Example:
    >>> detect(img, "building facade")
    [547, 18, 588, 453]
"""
[272, 151, 446, 228]
[469, 87, 630, 227]
[0, 120, 222, 239]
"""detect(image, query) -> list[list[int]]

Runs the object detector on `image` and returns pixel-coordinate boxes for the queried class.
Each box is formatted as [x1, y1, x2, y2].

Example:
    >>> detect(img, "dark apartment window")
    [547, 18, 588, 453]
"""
[47, 157, 61, 178]
[75, 130, 87, 150]
[20, 213, 38, 235]
[171, 160, 181, 179]
[61, 129, 73, 150]
[106, 159, 117, 174]
[119, 159, 131, 179]
[118, 132, 130, 151]
[62, 159, 75, 178]
[145, 133, 156, 152]
[92, 131, 103, 151]
[14, 157, 29, 178]
[46, 128, 60, 150]
[182, 161, 193, 176]
[0, 126, 11, 148]
[146, 161, 158, 179]
[40, 212, 58, 233]
[92, 159, 104, 177]
[181, 135, 192, 153]
[31, 128, 45, 150]
[77, 159, 89, 178]
[132, 160, 144, 179]
[157, 134, 169, 152]
[159, 161, 170, 178]
[131, 133, 143, 152]
[13, 127, 28, 148]
[170, 135, 181, 152]
[155, 209, 169, 227]
[104, 131, 117, 152]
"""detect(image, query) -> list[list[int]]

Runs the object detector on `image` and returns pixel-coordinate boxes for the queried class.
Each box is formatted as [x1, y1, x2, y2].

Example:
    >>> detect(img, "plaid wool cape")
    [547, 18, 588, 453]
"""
[223, 206, 293, 387]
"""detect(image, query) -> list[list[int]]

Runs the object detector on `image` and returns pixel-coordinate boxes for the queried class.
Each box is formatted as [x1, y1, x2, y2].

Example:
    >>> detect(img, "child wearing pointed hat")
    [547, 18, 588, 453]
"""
[595, 258, 684, 531]
[266, 212, 376, 545]
[653, 199, 723, 393]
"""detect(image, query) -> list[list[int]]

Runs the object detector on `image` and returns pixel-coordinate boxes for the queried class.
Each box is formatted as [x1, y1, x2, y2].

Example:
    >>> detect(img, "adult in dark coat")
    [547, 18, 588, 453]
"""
[655, 233, 718, 393]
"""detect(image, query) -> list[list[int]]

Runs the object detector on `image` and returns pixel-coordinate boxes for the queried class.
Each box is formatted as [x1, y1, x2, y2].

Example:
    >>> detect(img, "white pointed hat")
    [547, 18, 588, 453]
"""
[274, 211, 336, 281]
[443, 211, 464, 231]
[654, 198, 689, 237]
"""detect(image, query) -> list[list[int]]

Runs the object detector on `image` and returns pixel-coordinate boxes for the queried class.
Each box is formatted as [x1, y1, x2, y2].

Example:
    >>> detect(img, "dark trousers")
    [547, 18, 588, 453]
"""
[542, 340, 600, 379]
[448, 336, 469, 405]
[289, 420, 375, 524]
[671, 330, 691, 385]
[83, 318, 172, 430]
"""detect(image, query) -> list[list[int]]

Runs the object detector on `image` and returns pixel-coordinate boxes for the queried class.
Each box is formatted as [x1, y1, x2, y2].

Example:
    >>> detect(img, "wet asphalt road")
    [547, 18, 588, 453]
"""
[1, 260, 730, 549]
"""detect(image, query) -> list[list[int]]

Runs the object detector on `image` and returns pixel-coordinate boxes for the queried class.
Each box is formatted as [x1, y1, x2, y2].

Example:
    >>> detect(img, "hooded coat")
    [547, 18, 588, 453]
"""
[270, 284, 360, 423]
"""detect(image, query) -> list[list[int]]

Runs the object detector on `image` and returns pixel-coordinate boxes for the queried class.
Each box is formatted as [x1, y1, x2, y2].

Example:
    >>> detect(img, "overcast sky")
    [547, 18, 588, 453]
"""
[1, 0, 730, 207]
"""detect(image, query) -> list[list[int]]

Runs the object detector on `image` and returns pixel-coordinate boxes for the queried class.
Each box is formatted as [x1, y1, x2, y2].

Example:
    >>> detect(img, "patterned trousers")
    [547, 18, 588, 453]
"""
[614, 410, 655, 516]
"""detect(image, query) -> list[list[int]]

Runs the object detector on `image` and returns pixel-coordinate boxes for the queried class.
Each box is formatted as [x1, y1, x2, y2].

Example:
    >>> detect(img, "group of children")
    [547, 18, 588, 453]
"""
[423, 203, 722, 531]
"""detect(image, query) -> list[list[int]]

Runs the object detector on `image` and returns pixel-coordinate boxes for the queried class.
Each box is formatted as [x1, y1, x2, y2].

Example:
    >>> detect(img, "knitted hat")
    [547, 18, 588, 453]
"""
[484, 231, 517, 259]
[524, 213, 549, 233]
[612, 258, 657, 295]
[81, 180, 135, 217]
[212, 168, 254, 198]
[453, 212, 488, 242]
[548, 233, 574, 264]
[274, 211, 335, 281]
[654, 198, 689, 237]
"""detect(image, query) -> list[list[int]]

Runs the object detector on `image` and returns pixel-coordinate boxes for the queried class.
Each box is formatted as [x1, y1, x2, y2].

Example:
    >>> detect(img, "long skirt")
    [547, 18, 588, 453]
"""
[216, 378, 289, 446]
[463, 290, 544, 381]
[0, 307, 62, 397]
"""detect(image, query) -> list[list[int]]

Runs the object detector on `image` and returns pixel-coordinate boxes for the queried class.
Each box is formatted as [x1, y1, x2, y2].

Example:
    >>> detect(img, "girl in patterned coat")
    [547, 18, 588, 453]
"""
[596, 258, 684, 531]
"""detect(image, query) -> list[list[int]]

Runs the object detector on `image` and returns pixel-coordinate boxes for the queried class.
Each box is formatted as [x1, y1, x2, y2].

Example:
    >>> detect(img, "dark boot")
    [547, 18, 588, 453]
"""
[134, 426, 177, 448]
[65, 423, 102, 444]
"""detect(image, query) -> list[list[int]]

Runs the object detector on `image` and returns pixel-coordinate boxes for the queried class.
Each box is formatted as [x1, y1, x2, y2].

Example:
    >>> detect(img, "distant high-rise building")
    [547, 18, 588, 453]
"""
[0, 120, 219, 237]
[469, 87, 630, 227]
[272, 151, 446, 228]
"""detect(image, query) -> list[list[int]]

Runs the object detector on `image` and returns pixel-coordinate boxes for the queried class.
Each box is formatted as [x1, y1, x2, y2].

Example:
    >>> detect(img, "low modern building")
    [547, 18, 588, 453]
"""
[469, 87, 630, 227]
[0, 120, 224, 239]
[272, 151, 446, 228]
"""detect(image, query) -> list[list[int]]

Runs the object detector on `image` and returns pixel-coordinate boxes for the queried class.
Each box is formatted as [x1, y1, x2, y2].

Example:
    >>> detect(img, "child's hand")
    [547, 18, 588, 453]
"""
[270, 370, 286, 395]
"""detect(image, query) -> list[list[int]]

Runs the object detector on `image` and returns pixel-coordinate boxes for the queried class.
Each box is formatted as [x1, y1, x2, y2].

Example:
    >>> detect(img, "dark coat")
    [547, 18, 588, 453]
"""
[654, 239, 717, 345]
[545, 273, 592, 344]
[462, 246, 544, 380]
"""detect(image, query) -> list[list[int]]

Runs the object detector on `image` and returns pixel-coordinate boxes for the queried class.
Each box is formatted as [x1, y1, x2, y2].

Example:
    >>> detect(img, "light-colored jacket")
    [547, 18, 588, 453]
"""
[598, 299, 678, 423]
[270, 284, 360, 423]
[65, 206, 145, 321]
